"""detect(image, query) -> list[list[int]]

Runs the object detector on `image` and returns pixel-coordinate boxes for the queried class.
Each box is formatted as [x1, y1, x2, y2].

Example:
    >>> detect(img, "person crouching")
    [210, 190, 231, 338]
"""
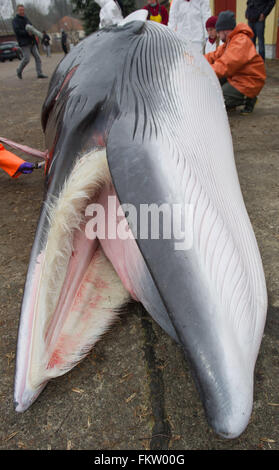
[205, 10, 266, 114]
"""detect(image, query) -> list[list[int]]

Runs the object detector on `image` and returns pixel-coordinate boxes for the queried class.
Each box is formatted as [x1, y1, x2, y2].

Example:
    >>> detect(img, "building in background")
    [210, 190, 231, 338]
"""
[0, 16, 16, 43]
[210, 0, 279, 59]
[49, 15, 85, 51]
[2, 2, 279, 59]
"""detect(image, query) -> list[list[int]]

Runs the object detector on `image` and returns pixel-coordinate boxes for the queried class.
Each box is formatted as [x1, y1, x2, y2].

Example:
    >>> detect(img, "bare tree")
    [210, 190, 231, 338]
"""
[10, 0, 17, 15]
[48, 0, 74, 24]
[0, 0, 13, 19]
[23, 2, 52, 31]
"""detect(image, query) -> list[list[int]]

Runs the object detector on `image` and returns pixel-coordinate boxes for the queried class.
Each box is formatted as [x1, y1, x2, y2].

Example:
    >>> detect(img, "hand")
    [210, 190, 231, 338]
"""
[259, 13, 265, 21]
[18, 162, 35, 174]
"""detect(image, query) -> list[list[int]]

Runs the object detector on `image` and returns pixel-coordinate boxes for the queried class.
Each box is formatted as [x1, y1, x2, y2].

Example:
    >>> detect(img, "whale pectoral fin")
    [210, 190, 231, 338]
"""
[107, 123, 183, 333]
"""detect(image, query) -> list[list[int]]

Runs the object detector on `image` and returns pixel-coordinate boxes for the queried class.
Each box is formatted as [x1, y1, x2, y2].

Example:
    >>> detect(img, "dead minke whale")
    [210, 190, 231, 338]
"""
[13, 12, 267, 439]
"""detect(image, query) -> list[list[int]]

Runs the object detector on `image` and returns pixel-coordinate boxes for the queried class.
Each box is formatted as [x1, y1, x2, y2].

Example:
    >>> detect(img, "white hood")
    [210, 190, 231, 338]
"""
[95, 0, 123, 28]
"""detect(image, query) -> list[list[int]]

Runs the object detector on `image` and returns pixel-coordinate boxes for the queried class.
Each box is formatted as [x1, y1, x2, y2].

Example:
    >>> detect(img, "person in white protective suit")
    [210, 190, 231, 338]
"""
[168, 0, 212, 54]
[95, 0, 123, 28]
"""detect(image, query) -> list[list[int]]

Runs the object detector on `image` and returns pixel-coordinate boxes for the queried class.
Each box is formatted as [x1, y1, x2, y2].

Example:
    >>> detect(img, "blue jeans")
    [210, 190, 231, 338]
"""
[248, 20, 265, 60]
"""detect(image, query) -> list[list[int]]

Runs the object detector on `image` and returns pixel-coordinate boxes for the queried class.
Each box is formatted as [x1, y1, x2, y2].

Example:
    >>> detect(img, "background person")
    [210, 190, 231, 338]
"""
[61, 29, 68, 55]
[42, 30, 51, 57]
[205, 10, 266, 114]
[115, 0, 124, 15]
[95, 0, 123, 28]
[204, 15, 221, 53]
[168, 0, 212, 53]
[12, 4, 47, 80]
[245, 0, 276, 61]
[143, 0, 169, 25]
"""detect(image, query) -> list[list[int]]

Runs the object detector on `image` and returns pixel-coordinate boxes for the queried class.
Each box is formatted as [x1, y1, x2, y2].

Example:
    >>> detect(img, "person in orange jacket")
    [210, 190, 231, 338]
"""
[0, 142, 35, 178]
[205, 10, 266, 114]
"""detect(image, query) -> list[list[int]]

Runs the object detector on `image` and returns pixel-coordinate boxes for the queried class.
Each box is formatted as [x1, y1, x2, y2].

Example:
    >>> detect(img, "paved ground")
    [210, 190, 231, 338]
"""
[0, 52, 279, 451]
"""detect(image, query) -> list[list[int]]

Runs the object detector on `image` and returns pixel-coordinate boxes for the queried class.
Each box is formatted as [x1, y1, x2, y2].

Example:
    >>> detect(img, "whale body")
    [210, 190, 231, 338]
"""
[14, 14, 267, 439]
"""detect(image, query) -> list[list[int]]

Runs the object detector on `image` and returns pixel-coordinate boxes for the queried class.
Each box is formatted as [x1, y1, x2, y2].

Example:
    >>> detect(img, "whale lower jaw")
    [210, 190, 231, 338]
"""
[14, 149, 130, 411]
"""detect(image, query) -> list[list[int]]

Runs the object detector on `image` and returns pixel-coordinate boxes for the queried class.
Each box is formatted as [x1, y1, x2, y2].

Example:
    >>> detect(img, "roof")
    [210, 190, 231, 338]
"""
[49, 16, 84, 33]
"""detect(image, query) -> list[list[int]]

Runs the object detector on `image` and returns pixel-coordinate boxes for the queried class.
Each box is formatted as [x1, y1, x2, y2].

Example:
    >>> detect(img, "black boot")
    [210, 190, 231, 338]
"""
[240, 96, 257, 115]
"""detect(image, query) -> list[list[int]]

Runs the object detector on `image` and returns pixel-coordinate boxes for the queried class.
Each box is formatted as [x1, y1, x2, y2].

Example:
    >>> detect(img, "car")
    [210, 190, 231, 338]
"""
[0, 41, 23, 62]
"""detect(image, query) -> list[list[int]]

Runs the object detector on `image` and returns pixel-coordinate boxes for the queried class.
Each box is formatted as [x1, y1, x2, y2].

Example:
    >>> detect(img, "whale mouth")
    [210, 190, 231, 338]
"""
[14, 148, 134, 412]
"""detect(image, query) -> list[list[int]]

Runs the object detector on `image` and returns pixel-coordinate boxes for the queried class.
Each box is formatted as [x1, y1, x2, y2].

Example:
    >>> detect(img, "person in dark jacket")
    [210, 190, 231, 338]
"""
[12, 4, 47, 79]
[61, 30, 68, 55]
[245, 0, 276, 61]
[42, 31, 51, 57]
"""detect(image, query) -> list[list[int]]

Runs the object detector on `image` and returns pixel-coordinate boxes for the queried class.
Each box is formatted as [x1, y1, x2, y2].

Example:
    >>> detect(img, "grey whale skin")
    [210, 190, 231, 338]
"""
[13, 16, 267, 439]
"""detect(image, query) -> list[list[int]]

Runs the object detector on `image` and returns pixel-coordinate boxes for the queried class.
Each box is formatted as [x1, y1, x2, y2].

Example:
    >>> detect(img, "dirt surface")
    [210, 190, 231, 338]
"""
[0, 53, 279, 451]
